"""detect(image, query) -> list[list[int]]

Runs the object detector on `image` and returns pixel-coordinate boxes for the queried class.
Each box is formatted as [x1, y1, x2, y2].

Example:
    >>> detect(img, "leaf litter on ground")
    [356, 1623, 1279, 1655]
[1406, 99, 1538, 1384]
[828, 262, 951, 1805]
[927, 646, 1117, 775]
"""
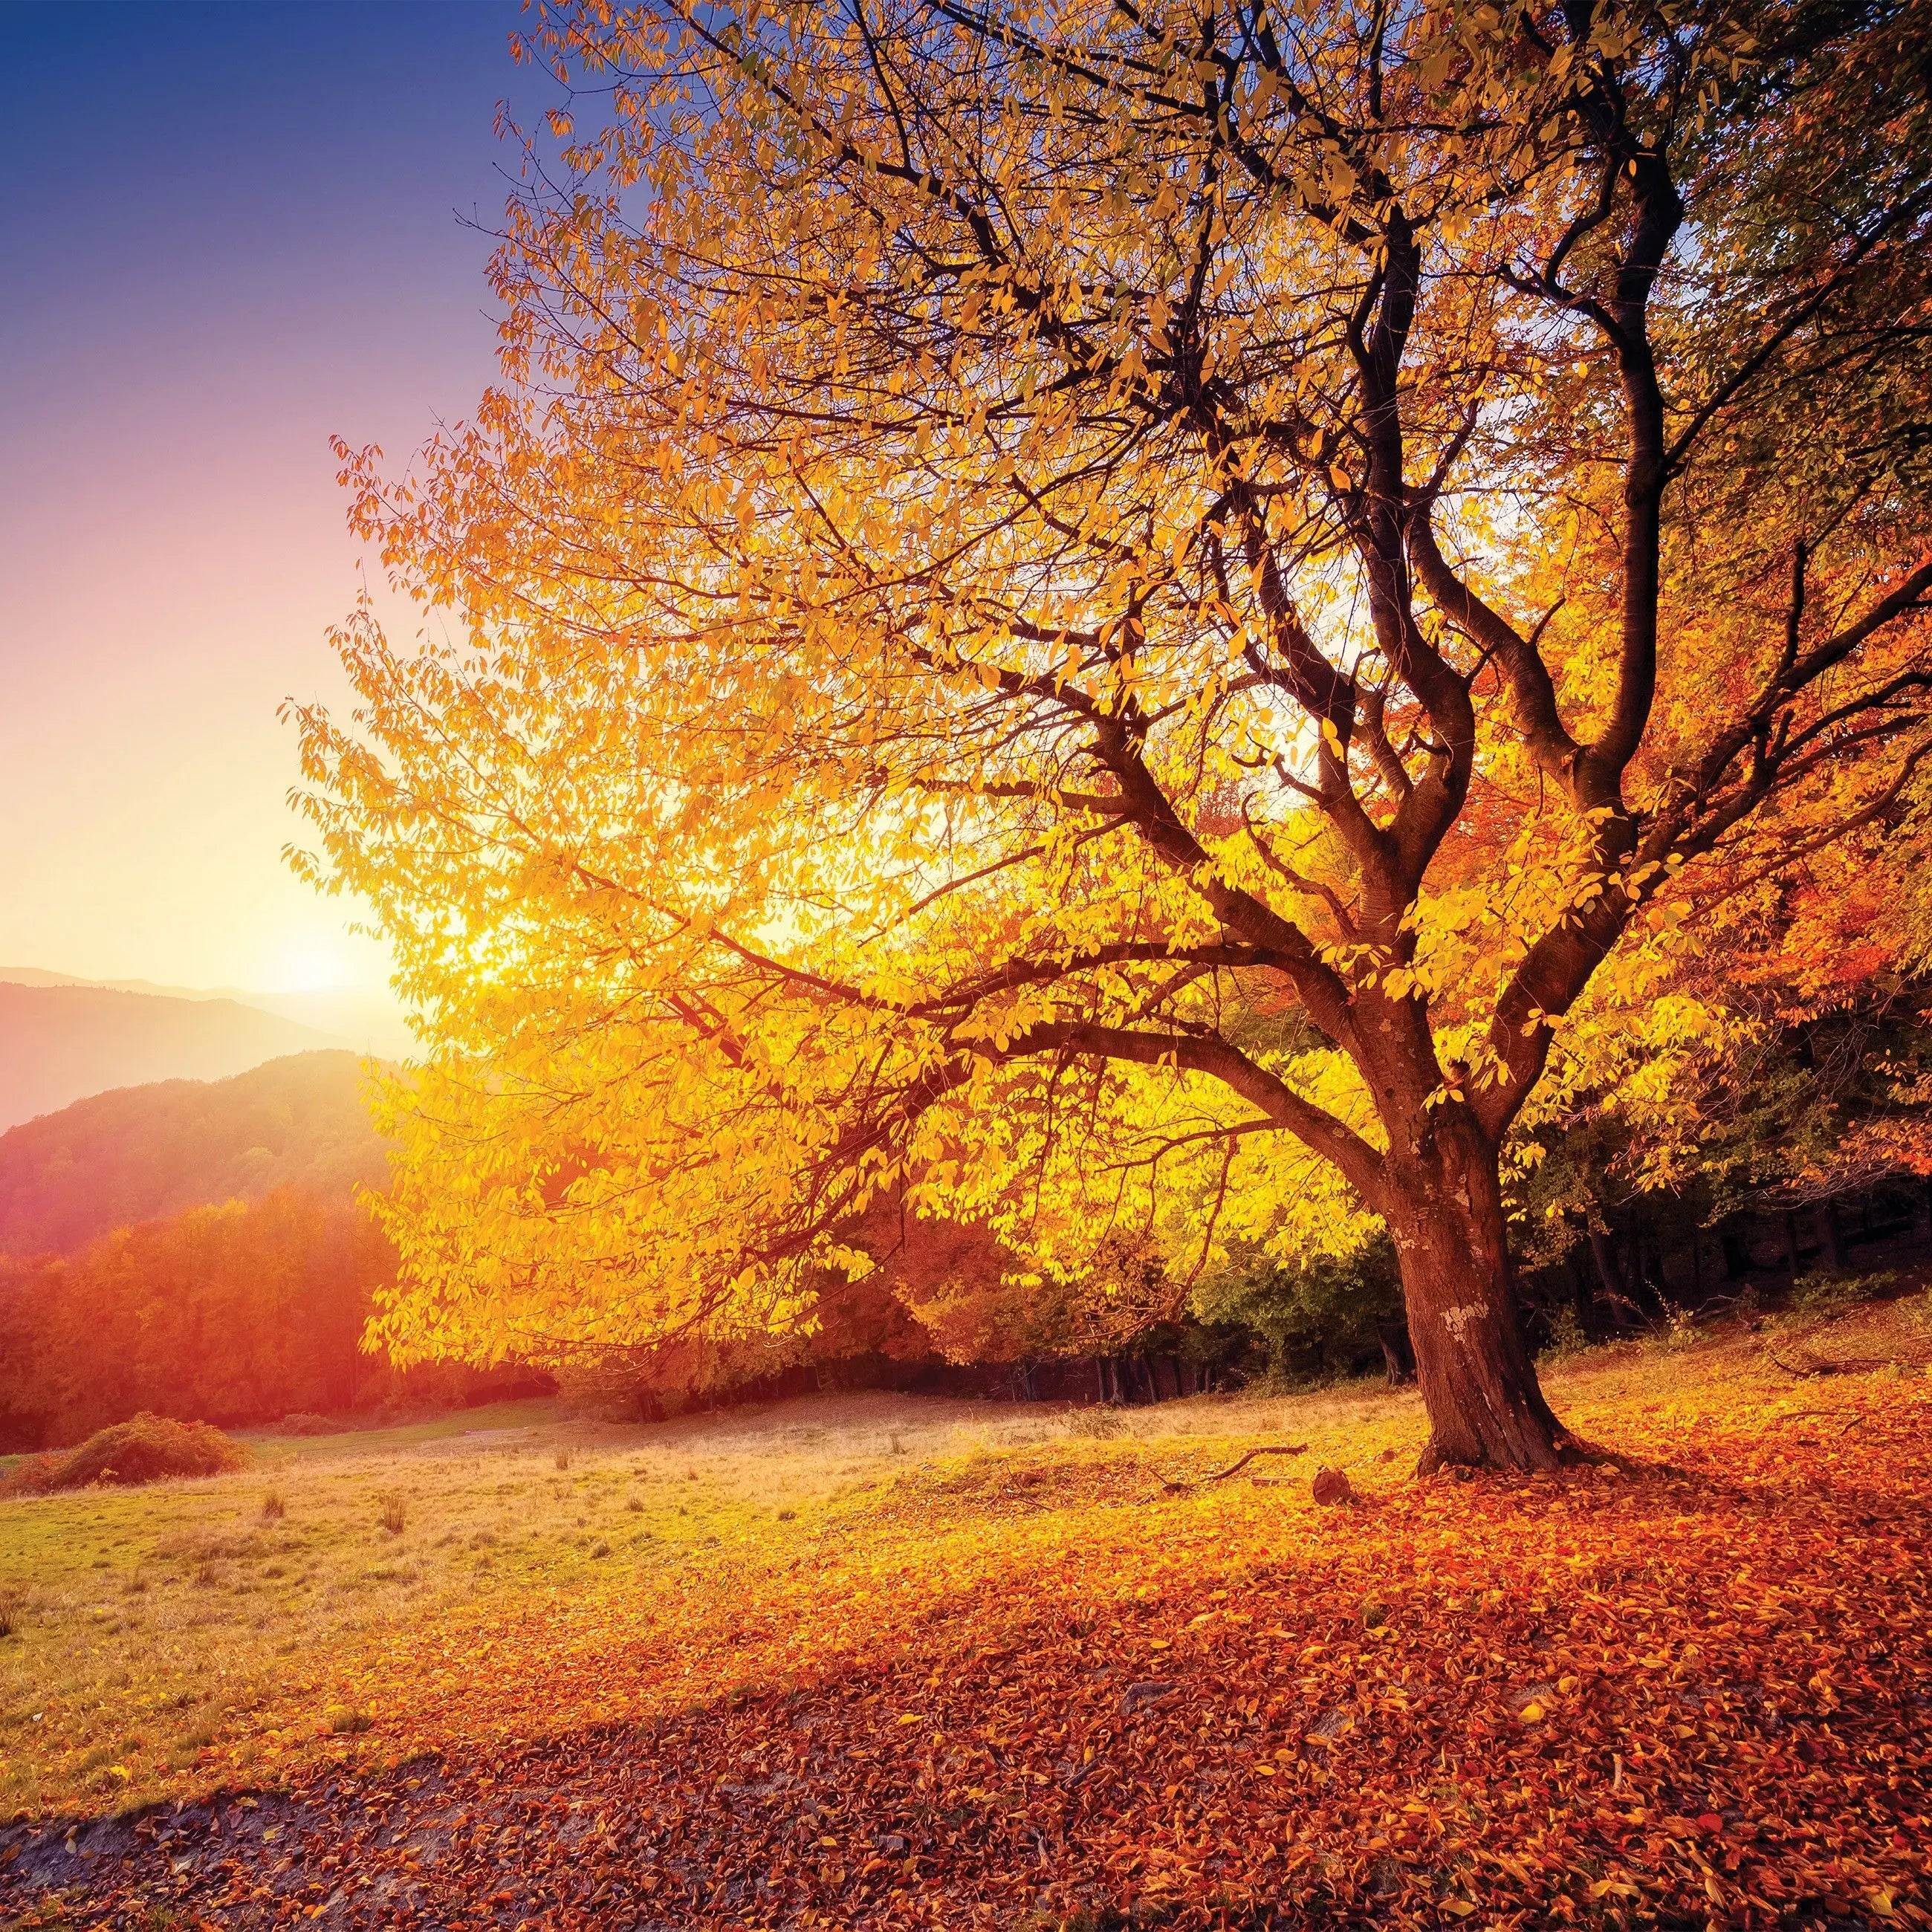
[3, 1325, 1929, 1929]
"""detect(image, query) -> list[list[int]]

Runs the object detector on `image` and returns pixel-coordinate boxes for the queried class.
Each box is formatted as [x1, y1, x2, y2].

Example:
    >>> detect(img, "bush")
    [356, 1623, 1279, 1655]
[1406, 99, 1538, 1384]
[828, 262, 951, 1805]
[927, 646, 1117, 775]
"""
[276, 1412, 338, 1436]
[1, 1413, 248, 1494]
[1540, 1306, 1589, 1361]
[1791, 1268, 1896, 1316]
[1192, 1231, 1404, 1384]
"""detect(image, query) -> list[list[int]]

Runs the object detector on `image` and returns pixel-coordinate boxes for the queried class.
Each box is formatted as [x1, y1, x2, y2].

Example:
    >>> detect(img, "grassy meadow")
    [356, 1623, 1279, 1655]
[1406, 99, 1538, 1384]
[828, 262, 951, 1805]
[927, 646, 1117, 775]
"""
[2, 1297, 1929, 1921]
[3, 1378, 1458, 1821]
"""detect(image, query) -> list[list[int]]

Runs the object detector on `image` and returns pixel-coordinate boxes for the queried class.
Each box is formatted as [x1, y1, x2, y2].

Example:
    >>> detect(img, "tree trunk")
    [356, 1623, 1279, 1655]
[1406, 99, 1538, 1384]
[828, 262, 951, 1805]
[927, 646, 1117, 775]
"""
[1384, 1122, 1572, 1473]
[1642, 1245, 1673, 1309]
[1568, 1253, 1593, 1336]
[1720, 1223, 1752, 1280]
[1377, 1317, 1416, 1387]
[1589, 1230, 1630, 1331]
[1817, 1202, 1847, 1274]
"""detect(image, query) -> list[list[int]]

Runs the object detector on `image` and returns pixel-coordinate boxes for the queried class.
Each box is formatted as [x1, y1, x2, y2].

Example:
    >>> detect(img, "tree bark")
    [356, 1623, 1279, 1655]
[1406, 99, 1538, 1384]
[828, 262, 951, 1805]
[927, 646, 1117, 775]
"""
[1384, 1118, 1572, 1472]
[1589, 1229, 1630, 1331]
[1817, 1202, 1847, 1274]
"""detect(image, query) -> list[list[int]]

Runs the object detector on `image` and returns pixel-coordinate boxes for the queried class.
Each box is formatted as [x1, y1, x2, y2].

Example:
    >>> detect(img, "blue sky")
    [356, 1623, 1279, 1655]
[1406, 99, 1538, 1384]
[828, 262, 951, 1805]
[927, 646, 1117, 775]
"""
[0, 1, 539, 993]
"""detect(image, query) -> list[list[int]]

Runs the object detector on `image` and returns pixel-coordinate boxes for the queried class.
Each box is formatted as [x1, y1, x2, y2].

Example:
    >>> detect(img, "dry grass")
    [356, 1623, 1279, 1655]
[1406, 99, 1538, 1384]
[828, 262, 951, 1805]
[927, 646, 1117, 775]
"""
[3, 1301, 1927, 1825]
[0, 1386, 1405, 1817]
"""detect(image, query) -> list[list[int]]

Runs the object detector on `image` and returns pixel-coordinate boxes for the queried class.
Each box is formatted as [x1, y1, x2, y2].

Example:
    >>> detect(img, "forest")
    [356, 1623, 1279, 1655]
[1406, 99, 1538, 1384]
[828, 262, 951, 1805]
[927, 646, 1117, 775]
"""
[0, 1057, 508, 1450]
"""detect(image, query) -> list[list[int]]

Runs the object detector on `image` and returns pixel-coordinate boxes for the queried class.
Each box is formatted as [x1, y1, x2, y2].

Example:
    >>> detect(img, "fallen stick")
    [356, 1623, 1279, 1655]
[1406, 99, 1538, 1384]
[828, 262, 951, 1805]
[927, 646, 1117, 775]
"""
[1159, 1444, 1309, 1494]
[1766, 1352, 1887, 1379]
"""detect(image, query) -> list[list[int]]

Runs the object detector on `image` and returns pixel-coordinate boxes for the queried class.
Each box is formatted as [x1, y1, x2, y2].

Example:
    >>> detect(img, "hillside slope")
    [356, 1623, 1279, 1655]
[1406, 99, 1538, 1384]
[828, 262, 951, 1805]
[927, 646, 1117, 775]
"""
[0, 982, 346, 1132]
[0, 969, 414, 1060]
[0, 1050, 386, 1257]
[1, 1337, 1927, 1922]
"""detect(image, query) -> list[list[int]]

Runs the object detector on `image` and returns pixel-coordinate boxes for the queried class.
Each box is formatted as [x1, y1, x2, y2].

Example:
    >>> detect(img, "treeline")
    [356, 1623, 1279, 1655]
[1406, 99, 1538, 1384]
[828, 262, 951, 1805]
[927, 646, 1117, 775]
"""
[0, 1190, 380, 1448]
[551, 1210, 1415, 1419]
[0, 1189, 534, 1451]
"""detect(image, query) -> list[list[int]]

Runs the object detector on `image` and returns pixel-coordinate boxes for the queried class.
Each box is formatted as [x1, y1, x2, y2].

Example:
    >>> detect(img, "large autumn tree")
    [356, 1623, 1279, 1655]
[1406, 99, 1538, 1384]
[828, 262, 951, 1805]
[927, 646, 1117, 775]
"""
[298, 0, 1932, 1468]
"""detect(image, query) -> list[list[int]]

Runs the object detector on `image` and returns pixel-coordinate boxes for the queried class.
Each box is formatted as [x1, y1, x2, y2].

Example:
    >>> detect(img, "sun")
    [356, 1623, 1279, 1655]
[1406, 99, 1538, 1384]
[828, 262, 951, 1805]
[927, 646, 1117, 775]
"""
[262, 931, 354, 994]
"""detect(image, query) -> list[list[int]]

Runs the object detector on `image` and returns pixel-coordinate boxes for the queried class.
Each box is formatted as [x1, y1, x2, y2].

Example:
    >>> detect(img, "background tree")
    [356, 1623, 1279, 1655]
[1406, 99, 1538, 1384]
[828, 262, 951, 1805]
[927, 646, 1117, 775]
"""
[299, 0, 1932, 1468]
[0, 1191, 387, 1448]
[1508, 779, 1932, 1309]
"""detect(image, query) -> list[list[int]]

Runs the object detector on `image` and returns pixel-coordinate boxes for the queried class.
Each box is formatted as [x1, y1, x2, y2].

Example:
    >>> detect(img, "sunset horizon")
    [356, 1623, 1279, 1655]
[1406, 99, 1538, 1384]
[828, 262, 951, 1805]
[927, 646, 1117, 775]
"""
[1, 0, 525, 1001]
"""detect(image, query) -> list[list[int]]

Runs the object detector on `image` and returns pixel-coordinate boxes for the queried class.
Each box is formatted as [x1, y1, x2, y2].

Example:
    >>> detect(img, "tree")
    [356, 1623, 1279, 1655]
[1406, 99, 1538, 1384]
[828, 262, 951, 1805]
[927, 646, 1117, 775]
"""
[1511, 778, 1932, 1294]
[0, 1190, 390, 1448]
[298, 0, 1932, 1467]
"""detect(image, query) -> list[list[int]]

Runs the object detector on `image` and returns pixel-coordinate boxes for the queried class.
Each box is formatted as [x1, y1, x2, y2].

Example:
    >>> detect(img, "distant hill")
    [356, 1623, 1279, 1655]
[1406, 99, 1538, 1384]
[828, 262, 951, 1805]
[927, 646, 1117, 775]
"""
[0, 982, 356, 1132]
[0, 1050, 388, 1256]
[0, 967, 415, 1061]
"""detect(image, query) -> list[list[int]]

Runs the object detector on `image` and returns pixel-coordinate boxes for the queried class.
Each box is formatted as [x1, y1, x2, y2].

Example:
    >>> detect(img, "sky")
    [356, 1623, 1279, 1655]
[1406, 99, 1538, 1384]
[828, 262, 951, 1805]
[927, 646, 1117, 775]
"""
[0, 0, 539, 998]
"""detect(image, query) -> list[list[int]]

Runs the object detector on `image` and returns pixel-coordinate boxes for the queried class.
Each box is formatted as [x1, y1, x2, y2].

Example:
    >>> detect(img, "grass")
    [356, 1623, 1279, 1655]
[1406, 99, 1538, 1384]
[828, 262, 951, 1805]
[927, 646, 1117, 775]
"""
[2, 1303, 1927, 1828]
[0, 1381, 1418, 1819]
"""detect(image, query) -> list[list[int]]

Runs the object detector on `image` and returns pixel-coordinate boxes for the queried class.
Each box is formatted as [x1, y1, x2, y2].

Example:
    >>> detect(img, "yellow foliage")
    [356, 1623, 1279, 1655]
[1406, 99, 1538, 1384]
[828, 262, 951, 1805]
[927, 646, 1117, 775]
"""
[292, 0, 1932, 1469]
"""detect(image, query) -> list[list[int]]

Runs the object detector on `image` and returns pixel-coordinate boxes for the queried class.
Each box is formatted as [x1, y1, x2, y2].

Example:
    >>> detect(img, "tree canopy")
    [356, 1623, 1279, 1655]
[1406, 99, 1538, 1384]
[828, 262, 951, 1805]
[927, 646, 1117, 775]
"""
[297, 0, 1932, 1467]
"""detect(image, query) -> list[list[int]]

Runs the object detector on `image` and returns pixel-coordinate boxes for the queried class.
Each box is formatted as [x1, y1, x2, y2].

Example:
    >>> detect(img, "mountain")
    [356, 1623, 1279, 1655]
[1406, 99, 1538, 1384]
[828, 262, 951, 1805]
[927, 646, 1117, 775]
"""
[0, 981, 354, 1134]
[0, 968, 415, 1060]
[0, 1049, 388, 1257]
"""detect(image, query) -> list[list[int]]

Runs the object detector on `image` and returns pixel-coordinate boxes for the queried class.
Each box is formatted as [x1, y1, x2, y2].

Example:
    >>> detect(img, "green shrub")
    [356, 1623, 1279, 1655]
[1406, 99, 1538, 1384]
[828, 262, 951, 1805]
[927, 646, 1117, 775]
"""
[0, 1414, 247, 1495]
[276, 1412, 337, 1436]
[1540, 1306, 1588, 1361]
[1791, 1268, 1896, 1316]
[1192, 1230, 1404, 1384]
